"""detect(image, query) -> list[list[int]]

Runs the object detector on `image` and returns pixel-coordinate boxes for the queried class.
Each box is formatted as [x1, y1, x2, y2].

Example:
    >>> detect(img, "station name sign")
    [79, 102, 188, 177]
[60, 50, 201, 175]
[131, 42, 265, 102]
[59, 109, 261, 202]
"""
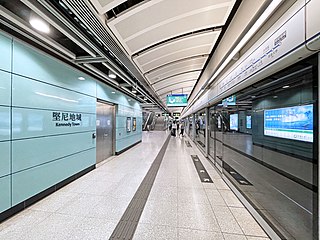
[52, 111, 82, 127]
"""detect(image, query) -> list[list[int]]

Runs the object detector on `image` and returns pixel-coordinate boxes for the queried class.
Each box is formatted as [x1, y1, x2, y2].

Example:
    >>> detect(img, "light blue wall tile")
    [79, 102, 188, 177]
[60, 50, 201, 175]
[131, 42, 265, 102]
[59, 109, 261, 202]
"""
[12, 148, 95, 205]
[12, 108, 96, 139]
[12, 132, 95, 173]
[97, 82, 142, 110]
[0, 71, 11, 106]
[12, 75, 96, 114]
[116, 133, 142, 152]
[12, 41, 96, 97]
[0, 106, 10, 141]
[0, 142, 10, 178]
[0, 33, 12, 72]
[0, 176, 11, 212]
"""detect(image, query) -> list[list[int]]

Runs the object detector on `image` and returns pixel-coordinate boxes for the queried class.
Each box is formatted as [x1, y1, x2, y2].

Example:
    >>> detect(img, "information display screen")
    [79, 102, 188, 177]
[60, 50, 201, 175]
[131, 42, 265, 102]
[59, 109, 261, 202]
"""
[230, 114, 238, 131]
[264, 104, 313, 142]
[246, 116, 252, 129]
[166, 94, 188, 107]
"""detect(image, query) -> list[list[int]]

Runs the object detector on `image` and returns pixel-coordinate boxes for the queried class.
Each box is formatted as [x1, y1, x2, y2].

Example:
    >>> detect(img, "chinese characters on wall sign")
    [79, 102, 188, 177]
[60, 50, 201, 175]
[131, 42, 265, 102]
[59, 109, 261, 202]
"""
[52, 112, 82, 127]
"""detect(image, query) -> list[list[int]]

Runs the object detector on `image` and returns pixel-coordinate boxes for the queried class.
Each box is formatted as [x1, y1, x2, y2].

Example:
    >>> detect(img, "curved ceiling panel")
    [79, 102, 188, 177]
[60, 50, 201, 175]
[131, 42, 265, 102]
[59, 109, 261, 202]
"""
[152, 71, 201, 90]
[133, 31, 220, 72]
[125, 7, 229, 54]
[145, 56, 207, 82]
[157, 81, 195, 96]
[160, 86, 193, 98]
[108, 0, 235, 54]
[101, 0, 238, 111]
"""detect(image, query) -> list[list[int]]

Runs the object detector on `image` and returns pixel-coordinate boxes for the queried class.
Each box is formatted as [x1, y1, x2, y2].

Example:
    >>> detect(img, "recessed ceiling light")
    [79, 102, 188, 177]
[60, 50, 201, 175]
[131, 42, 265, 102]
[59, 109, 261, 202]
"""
[111, 91, 116, 94]
[29, 17, 50, 33]
[108, 70, 116, 79]
[282, 85, 290, 89]
[78, 77, 85, 81]
[132, 89, 137, 93]
[251, 96, 256, 98]
[273, 96, 278, 98]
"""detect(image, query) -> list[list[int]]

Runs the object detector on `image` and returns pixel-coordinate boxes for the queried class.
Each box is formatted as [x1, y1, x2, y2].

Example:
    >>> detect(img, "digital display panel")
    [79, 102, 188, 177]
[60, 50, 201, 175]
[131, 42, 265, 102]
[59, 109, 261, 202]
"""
[264, 104, 313, 142]
[166, 94, 188, 107]
[230, 114, 238, 131]
[246, 116, 252, 129]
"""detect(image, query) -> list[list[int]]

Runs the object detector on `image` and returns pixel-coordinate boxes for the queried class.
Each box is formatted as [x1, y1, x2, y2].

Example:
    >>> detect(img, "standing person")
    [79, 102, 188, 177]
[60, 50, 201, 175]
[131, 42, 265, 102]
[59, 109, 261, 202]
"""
[180, 121, 185, 137]
[172, 120, 177, 137]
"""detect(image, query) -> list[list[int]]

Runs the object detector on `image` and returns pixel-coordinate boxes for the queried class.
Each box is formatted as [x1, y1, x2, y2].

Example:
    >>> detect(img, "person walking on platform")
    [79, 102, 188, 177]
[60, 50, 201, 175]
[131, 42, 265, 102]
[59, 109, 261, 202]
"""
[171, 120, 177, 137]
[179, 121, 185, 137]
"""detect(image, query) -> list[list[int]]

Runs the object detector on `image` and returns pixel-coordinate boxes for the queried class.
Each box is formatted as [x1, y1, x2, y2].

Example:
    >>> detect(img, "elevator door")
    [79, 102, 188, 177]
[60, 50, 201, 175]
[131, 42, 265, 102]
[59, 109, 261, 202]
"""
[96, 101, 114, 164]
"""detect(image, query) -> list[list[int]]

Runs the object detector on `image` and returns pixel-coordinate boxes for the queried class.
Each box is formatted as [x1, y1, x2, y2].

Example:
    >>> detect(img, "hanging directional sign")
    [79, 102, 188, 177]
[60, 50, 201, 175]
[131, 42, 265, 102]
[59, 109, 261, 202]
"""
[166, 94, 188, 107]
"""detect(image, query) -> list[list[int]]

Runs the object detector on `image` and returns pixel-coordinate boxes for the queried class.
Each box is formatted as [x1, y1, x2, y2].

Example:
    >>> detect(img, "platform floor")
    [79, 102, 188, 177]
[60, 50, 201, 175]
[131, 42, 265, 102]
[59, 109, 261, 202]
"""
[0, 132, 270, 240]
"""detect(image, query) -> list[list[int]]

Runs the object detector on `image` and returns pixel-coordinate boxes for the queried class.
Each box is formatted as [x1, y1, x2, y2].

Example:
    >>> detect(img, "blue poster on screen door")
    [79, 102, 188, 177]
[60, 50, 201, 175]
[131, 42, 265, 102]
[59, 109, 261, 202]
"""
[264, 104, 313, 142]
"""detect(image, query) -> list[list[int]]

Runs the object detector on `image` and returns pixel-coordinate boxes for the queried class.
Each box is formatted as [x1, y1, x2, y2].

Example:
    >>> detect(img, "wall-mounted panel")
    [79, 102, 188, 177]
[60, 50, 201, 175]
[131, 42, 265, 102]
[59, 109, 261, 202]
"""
[0, 106, 10, 142]
[12, 148, 95, 206]
[0, 33, 12, 72]
[12, 132, 95, 173]
[12, 108, 96, 140]
[0, 71, 11, 106]
[0, 142, 10, 178]
[0, 176, 11, 212]
[12, 41, 96, 97]
[12, 75, 96, 114]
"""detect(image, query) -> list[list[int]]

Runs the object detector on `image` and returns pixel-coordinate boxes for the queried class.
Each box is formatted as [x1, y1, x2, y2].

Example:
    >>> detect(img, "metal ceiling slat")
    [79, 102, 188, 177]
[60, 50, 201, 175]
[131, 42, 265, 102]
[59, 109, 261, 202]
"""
[62, 0, 166, 110]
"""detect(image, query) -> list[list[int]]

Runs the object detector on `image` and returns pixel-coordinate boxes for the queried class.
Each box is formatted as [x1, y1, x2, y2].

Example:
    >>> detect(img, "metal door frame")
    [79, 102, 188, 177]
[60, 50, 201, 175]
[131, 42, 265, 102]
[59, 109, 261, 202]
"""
[97, 99, 116, 156]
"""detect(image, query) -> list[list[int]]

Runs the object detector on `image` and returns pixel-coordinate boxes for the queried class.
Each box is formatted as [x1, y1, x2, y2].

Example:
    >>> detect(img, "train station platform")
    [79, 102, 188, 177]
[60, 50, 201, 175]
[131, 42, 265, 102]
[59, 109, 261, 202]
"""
[0, 132, 269, 240]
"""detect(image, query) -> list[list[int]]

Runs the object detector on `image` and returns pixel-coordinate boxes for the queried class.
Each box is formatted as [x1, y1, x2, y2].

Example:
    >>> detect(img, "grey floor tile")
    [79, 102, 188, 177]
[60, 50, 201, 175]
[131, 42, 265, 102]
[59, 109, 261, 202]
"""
[178, 187, 210, 205]
[219, 189, 244, 208]
[72, 218, 118, 240]
[133, 223, 178, 240]
[140, 200, 177, 227]
[149, 186, 178, 203]
[223, 233, 247, 240]
[84, 197, 128, 221]
[178, 203, 220, 232]
[29, 191, 79, 212]
[56, 194, 104, 216]
[178, 228, 224, 240]
[213, 179, 230, 190]
[205, 189, 227, 206]
[212, 206, 243, 234]
[230, 207, 268, 237]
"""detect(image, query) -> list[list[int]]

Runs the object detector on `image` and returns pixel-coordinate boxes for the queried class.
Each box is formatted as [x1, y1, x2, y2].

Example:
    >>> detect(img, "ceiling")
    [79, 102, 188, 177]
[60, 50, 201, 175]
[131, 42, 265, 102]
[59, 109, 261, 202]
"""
[0, 0, 240, 113]
[90, 0, 238, 112]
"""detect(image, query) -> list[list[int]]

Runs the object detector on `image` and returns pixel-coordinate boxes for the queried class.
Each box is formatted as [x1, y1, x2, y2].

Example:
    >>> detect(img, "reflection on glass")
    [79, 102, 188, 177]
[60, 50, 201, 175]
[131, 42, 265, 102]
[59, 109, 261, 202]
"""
[219, 56, 318, 240]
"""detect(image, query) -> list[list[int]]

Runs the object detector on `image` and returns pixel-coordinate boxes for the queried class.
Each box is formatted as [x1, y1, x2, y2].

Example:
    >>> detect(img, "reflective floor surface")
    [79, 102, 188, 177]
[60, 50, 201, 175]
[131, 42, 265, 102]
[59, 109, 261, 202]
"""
[0, 131, 269, 240]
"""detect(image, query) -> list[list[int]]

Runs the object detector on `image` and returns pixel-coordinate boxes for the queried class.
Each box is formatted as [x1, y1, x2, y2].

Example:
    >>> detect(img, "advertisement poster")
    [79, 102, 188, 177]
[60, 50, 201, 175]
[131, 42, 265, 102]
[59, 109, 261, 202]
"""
[132, 117, 136, 131]
[230, 114, 238, 131]
[246, 116, 252, 129]
[126, 117, 131, 132]
[264, 104, 313, 142]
